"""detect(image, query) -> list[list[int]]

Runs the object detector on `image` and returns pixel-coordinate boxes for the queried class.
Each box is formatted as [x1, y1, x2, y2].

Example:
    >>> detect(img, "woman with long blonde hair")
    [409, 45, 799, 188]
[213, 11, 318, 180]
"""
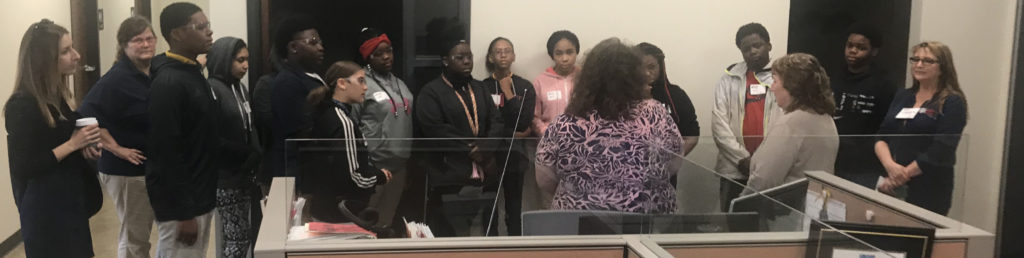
[875, 41, 969, 215]
[4, 19, 103, 257]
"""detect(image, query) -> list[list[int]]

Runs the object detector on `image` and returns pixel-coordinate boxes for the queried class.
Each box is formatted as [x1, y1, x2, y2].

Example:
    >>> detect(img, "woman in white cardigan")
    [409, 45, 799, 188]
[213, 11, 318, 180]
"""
[741, 53, 840, 195]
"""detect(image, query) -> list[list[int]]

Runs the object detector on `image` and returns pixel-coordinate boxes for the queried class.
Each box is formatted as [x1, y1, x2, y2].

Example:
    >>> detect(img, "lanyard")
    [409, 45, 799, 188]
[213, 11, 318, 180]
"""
[368, 67, 409, 117]
[442, 75, 479, 136]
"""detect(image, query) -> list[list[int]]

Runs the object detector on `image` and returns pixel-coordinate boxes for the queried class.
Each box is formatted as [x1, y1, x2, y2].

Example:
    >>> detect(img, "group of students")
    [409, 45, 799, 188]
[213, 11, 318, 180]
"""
[6, 3, 260, 257]
[2, 2, 970, 257]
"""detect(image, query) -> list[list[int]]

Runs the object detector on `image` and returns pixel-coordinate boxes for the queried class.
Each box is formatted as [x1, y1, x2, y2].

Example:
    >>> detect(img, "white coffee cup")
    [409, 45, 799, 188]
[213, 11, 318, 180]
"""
[75, 117, 98, 127]
[75, 117, 99, 147]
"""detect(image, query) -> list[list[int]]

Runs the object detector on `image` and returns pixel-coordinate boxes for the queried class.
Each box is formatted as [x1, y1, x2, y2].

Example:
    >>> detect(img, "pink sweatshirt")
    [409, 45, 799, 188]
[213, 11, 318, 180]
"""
[532, 67, 578, 136]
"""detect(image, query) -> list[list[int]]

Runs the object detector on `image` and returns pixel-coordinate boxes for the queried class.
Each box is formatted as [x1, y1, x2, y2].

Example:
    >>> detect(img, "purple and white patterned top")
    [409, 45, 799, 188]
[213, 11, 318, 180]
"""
[536, 99, 684, 214]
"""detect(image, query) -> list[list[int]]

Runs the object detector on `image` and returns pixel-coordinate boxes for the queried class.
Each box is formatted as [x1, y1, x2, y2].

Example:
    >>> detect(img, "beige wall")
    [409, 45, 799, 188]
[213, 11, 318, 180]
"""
[912, 0, 1016, 233]
[0, 0, 73, 241]
[150, 0, 209, 55]
[97, 0, 136, 74]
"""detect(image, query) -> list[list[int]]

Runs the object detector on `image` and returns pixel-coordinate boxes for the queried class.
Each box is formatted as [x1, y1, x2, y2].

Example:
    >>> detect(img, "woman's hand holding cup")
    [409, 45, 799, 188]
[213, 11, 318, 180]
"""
[71, 117, 101, 150]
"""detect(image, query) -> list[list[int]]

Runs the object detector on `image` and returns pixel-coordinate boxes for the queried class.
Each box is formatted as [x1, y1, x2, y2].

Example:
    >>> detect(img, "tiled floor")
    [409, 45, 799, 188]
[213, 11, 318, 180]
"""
[2, 191, 217, 258]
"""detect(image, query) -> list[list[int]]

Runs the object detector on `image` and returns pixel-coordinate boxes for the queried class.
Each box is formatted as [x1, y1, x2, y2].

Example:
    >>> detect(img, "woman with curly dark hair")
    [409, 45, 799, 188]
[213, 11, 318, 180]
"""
[741, 53, 839, 195]
[535, 38, 683, 213]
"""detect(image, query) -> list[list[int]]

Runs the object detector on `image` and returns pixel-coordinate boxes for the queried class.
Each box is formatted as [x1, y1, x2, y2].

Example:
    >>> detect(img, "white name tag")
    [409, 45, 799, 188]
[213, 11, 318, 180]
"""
[546, 91, 562, 101]
[895, 108, 921, 119]
[491, 94, 502, 106]
[750, 84, 767, 95]
[372, 91, 389, 102]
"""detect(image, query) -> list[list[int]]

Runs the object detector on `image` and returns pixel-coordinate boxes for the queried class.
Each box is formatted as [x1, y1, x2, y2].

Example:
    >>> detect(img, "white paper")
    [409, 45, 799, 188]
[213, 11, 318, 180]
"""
[804, 191, 847, 230]
[750, 84, 767, 95]
[895, 108, 920, 119]
[546, 91, 561, 101]
[832, 248, 906, 258]
[491, 94, 502, 105]
[373, 91, 389, 102]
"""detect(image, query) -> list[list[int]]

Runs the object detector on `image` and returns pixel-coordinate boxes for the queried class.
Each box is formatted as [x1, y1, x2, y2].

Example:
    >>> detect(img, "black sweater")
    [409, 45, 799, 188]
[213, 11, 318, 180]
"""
[270, 64, 325, 177]
[481, 74, 536, 137]
[146, 53, 222, 221]
[415, 74, 504, 187]
[651, 83, 700, 137]
[78, 56, 151, 176]
[831, 67, 897, 175]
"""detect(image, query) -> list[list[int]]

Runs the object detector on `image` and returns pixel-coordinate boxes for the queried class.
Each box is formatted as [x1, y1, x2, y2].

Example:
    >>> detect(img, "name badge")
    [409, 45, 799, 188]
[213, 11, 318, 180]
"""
[491, 94, 502, 106]
[750, 84, 767, 95]
[372, 91, 389, 102]
[895, 108, 921, 119]
[546, 91, 561, 101]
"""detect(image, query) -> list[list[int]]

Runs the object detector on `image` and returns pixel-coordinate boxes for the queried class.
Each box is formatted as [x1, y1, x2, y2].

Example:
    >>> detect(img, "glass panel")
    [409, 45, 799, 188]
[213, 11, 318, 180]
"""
[275, 134, 967, 257]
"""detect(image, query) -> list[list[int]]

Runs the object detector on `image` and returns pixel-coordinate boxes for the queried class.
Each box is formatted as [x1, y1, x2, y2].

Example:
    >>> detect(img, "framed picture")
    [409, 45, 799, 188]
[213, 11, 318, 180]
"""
[806, 220, 935, 258]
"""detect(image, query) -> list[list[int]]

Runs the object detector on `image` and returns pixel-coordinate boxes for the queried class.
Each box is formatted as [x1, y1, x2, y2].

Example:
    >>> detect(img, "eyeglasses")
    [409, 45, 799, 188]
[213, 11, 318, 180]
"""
[909, 57, 939, 65]
[492, 48, 514, 56]
[128, 35, 157, 45]
[296, 36, 321, 46]
[187, 22, 211, 32]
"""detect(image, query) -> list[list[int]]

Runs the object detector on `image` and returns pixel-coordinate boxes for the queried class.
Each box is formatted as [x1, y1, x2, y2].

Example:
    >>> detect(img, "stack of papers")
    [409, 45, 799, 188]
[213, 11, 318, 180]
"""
[404, 218, 434, 238]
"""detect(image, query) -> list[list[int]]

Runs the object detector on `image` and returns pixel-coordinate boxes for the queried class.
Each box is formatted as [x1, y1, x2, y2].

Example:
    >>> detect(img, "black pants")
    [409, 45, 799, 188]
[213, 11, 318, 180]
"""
[906, 169, 954, 216]
[427, 185, 499, 237]
[501, 151, 526, 236]
[720, 178, 749, 212]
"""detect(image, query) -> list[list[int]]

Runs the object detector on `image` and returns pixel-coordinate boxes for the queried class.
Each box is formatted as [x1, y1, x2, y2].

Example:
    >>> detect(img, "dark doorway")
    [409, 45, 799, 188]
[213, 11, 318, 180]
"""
[787, 0, 912, 88]
[250, 0, 469, 95]
[997, 3, 1024, 258]
[70, 0, 101, 103]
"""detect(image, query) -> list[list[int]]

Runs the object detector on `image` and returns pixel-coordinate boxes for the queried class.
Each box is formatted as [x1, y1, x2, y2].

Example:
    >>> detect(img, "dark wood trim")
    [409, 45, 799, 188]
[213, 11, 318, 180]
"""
[69, 0, 100, 103]
[0, 230, 22, 257]
[133, 0, 151, 19]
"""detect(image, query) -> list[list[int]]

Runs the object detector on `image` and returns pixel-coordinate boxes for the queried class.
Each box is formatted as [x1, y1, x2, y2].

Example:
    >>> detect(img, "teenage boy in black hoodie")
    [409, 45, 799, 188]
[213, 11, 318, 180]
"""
[831, 24, 898, 189]
[146, 2, 220, 256]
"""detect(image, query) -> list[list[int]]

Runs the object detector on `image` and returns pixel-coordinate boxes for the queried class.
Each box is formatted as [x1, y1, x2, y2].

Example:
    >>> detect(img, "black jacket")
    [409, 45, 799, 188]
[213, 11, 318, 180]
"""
[146, 53, 222, 221]
[270, 64, 325, 177]
[78, 55, 151, 176]
[481, 74, 536, 137]
[299, 101, 386, 222]
[414, 74, 504, 188]
[651, 83, 700, 137]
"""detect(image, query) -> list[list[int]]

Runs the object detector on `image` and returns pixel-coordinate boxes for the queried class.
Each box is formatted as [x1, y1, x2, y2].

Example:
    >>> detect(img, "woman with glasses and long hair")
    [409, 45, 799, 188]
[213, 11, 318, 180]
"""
[5, 19, 102, 257]
[875, 42, 968, 215]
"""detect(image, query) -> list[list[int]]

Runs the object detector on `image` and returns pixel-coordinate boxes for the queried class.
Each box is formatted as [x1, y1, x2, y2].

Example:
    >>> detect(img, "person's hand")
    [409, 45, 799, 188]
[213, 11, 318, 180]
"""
[111, 146, 146, 165]
[176, 218, 199, 245]
[68, 124, 101, 150]
[499, 77, 515, 97]
[737, 158, 751, 176]
[883, 161, 907, 181]
[380, 168, 393, 184]
[878, 178, 896, 194]
[469, 145, 485, 164]
[83, 144, 103, 160]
